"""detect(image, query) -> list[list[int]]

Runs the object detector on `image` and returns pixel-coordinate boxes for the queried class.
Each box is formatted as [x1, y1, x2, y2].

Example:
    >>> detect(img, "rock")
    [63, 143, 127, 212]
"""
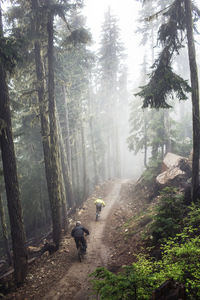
[156, 152, 191, 186]
[156, 167, 185, 185]
[162, 152, 187, 171]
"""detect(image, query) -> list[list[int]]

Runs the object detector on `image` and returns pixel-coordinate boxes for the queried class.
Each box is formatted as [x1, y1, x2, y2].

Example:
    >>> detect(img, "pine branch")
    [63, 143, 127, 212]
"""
[136, 0, 193, 109]
[144, 4, 173, 22]
[192, 3, 200, 18]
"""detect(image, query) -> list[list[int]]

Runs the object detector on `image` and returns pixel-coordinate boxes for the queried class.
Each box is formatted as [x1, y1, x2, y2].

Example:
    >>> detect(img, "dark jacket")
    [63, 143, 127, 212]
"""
[71, 225, 89, 238]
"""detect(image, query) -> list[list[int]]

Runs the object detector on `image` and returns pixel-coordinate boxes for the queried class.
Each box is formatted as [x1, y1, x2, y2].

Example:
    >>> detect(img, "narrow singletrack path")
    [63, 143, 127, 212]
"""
[43, 181, 122, 300]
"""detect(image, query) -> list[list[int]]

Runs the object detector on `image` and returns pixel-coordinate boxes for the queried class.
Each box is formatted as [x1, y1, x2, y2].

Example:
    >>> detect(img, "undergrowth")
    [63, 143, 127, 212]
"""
[90, 225, 200, 299]
[150, 187, 187, 244]
[90, 189, 200, 299]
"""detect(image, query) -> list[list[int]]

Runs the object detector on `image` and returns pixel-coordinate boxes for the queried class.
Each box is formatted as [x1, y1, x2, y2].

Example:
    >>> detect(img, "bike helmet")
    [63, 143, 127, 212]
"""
[76, 221, 81, 226]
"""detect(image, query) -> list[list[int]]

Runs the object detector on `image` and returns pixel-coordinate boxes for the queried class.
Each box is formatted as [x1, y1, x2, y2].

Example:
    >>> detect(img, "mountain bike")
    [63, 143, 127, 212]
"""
[77, 239, 85, 262]
[77, 234, 88, 262]
[96, 208, 101, 221]
[96, 211, 100, 221]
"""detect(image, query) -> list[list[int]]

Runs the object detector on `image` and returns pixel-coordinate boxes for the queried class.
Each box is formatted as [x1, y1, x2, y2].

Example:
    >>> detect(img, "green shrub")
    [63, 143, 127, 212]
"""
[159, 233, 200, 298]
[90, 264, 156, 300]
[90, 230, 200, 299]
[150, 187, 186, 243]
[142, 158, 162, 187]
[184, 201, 200, 234]
[90, 199, 200, 300]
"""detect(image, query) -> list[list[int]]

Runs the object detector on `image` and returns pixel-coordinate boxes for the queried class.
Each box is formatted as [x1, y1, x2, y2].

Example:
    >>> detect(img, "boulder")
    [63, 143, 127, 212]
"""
[157, 153, 191, 186]
[156, 167, 186, 185]
[161, 152, 187, 171]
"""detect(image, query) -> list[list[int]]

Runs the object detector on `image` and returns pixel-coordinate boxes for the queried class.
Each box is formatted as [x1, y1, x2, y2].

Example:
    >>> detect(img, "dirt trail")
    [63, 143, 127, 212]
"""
[43, 181, 122, 300]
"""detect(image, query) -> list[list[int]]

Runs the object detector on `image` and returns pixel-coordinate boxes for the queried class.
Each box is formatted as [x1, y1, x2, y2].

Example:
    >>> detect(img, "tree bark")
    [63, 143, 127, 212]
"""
[144, 110, 148, 168]
[184, 0, 200, 202]
[114, 124, 121, 178]
[0, 194, 12, 266]
[56, 110, 74, 208]
[88, 95, 99, 185]
[32, 0, 55, 236]
[47, 8, 62, 247]
[80, 118, 88, 200]
[32, 0, 62, 247]
[0, 5, 28, 285]
[62, 85, 72, 173]
[74, 131, 81, 204]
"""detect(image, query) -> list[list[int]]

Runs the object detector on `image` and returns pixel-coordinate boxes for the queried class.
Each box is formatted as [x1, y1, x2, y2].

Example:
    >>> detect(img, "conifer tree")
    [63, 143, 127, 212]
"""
[98, 7, 125, 179]
[0, 3, 27, 285]
[137, 0, 200, 201]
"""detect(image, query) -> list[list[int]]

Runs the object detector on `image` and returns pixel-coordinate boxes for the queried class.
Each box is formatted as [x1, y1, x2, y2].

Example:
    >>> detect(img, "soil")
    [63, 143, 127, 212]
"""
[2, 178, 149, 300]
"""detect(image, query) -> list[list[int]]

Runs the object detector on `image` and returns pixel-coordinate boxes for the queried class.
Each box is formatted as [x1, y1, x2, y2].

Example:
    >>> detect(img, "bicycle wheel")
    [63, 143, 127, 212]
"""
[78, 247, 83, 262]
[96, 212, 99, 221]
[77, 240, 83, 262]
[78, 240, 85, 262]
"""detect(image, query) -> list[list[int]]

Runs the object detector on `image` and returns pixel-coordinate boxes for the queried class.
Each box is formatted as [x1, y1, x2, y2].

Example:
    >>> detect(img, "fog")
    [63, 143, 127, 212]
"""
[81, 0, 197, 180]
[0, 0, 199, 252]
[81, 0, 146, 180]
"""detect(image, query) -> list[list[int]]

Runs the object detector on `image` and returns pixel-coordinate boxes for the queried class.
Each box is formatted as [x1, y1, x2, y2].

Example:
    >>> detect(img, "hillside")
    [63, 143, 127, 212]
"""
[2, 178, 149, 300]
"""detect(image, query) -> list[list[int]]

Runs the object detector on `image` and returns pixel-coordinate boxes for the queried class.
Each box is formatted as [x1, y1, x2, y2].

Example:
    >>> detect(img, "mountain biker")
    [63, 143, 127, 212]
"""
[71, 221, 89, 253]
[94, 198, 105, 215]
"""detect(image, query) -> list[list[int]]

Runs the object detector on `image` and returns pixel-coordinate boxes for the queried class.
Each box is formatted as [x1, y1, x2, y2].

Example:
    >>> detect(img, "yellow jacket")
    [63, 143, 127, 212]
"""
[94, 199, 105, 206]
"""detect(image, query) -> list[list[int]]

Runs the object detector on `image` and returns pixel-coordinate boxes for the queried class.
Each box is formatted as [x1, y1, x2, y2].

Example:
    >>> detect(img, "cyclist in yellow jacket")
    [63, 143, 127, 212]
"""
[94, 198, 105, 214]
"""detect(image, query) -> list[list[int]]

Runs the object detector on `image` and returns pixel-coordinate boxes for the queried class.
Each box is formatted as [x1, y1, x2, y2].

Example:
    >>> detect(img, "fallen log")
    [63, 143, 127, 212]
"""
[0, 257, 37, 281]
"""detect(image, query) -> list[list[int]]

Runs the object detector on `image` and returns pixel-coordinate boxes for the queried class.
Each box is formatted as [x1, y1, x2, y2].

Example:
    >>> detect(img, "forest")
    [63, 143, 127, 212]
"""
[0, 0, 200, 299]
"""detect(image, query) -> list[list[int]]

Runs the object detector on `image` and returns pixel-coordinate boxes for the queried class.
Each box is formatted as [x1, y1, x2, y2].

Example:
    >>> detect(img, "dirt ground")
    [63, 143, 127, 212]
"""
[2, 178, 148, 300]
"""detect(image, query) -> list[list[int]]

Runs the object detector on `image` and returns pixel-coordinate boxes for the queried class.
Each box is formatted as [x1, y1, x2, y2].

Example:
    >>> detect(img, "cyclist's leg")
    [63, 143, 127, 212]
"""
[96, 205, 101, 213]
[81, 236, 87, 252]
[75, 237, 81, 249]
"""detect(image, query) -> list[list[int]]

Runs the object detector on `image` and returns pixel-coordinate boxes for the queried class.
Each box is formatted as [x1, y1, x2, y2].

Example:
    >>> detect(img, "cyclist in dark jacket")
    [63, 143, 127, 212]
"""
[71, 221, 89, 252]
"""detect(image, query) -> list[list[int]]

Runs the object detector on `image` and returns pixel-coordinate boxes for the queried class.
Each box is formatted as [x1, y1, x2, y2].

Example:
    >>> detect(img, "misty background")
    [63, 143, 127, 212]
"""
[0, 0, 199, 279]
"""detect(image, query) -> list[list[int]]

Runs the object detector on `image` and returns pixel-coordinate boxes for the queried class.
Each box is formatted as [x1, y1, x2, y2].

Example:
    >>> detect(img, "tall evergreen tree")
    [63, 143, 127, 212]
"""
[0, 3, 27, 285]
[55, 11, 94, 201]
[46, 0, 63, 248]
[98, 7, 125, 179]
[184, 0, 200, 202]
[137, 0, 200, 201]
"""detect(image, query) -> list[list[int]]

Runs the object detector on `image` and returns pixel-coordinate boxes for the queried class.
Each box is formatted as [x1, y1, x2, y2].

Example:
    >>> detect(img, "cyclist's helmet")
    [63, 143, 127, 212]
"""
[76, 221, 81, 226]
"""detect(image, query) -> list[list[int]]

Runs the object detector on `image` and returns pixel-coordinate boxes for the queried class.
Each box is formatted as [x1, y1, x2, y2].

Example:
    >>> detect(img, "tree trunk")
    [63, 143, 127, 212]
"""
[39, 173, 48, 227]
[80, 119, 88, 200]
[0, 7, 28, 285]
[62, 85, 72, 173]
[88, 95, 98, 185]
[32, 0, 56, 240]
[114, 124, 121, 178]
[32, 0, 62, 248]
[144, 110, 148, 168]
[184, 0, 200, 202]
[58, 154, 67, 232]
[47, 9, 62, 247]
[56, 110, 74, 208]
[107, 134, 111, 179]
[0, 194, 12, 266]
[165, 110, 172, 154]
[74, 132, 81, 204]
[54, 109, 68, 232]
